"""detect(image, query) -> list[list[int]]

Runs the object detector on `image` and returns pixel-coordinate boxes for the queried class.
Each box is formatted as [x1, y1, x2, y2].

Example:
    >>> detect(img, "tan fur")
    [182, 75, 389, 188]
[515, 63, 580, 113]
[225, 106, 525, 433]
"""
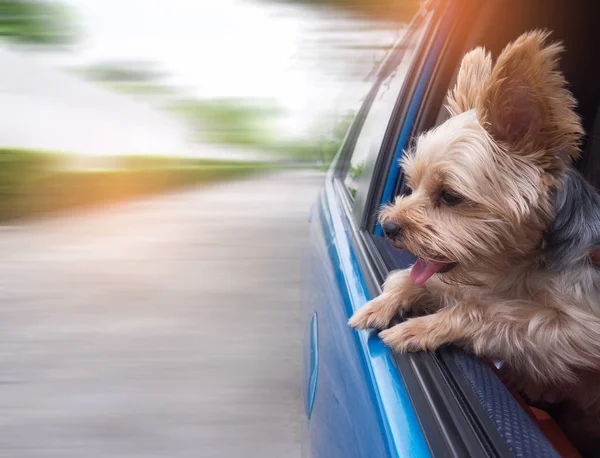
[349, 30, 600, 453]
[446, 47, 492, 117]
[482, 32, 583, 163]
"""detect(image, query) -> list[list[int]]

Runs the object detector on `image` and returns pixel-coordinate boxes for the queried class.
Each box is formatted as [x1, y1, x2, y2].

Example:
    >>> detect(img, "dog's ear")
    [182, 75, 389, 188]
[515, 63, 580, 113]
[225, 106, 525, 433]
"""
[446, 47, 492, 116]
[479, 30, 583, 166]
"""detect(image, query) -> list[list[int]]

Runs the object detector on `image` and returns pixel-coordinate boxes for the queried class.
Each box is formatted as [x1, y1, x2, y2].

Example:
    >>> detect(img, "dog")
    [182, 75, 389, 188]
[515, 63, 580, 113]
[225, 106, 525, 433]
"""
[348, 30, 600, 455]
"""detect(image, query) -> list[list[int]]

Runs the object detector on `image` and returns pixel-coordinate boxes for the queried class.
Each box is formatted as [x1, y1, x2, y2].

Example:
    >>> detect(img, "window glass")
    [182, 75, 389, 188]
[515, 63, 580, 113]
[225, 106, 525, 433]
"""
[343, 17, 431, 198]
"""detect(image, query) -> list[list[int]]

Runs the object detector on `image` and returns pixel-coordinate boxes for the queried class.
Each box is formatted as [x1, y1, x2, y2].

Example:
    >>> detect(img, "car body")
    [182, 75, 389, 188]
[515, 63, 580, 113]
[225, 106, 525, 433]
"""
[301, 0, 600, 457]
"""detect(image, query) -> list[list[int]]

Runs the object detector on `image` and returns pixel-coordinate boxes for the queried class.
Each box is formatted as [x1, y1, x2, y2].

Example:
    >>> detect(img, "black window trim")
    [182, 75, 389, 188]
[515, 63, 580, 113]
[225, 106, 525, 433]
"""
[331, 0, 516, 457]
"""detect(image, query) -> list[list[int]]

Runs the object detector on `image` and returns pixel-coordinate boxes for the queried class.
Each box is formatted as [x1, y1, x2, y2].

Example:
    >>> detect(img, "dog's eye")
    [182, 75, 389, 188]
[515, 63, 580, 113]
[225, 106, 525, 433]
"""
[440, 191, 462, 206]
[404, 185, 413, 196]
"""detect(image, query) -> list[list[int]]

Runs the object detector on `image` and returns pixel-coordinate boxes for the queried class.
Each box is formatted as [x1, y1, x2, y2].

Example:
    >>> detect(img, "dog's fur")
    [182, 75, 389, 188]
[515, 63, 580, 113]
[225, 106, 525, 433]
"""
[348, 30, 600, 454]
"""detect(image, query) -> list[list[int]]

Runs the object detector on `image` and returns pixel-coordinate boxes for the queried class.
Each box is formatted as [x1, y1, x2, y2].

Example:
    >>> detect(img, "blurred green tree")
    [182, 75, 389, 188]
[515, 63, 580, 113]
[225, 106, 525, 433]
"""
[74, 62, 165, 84]
[70, 61, 173, 96]
[169, 98, 283, 148]
[0, 0, 78, 45]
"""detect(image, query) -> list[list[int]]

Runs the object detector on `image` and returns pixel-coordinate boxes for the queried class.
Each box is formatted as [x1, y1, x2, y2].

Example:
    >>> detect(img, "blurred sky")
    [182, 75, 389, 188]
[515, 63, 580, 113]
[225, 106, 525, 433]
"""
[47, 0, 320, 137]
[41, 0, 397, 138]
[64, 0, 306, 101]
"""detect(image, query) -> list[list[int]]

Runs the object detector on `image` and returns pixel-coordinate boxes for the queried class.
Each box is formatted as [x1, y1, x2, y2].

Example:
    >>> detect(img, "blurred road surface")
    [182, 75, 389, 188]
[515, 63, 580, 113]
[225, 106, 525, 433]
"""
[0, 170, 324, 458]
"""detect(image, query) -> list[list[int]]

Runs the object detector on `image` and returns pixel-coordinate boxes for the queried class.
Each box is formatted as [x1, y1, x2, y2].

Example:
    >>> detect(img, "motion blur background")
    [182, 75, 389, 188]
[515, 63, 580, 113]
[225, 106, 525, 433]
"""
[0, 1, 418, 456]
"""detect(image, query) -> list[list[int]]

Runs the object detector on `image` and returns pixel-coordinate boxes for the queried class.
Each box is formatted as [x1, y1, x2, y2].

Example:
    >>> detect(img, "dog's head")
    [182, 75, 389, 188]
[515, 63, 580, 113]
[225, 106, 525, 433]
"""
[380, 30, 583, 284]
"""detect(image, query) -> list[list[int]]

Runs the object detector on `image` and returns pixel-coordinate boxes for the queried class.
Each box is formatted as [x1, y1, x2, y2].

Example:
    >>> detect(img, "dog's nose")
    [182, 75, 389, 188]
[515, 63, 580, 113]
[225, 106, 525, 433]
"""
[382, 221, 401, 239]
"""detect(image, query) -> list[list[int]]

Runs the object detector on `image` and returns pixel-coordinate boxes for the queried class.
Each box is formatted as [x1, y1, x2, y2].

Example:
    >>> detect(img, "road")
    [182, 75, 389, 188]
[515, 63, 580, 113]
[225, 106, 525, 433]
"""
[0, 170, 324, 458]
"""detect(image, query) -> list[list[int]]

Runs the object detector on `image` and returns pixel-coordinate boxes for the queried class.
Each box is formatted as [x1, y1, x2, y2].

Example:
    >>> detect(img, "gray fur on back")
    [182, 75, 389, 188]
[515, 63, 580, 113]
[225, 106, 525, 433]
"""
[544, 168, 600, 271]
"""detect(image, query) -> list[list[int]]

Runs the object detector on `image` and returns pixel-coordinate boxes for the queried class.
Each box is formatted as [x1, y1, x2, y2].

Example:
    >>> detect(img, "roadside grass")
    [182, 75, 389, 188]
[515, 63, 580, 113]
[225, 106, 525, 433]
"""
[0, 148, 274, 221]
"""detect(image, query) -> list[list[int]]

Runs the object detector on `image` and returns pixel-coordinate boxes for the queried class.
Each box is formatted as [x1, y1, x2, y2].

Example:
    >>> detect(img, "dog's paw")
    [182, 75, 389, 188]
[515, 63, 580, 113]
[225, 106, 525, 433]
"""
[348, 295, 400, 330]
[379, 316, 443, 353]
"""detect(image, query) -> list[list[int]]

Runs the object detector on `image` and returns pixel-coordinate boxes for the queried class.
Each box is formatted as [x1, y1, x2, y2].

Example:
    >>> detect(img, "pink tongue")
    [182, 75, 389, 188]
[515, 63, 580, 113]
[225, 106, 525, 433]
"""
[410, 258, 447, 285]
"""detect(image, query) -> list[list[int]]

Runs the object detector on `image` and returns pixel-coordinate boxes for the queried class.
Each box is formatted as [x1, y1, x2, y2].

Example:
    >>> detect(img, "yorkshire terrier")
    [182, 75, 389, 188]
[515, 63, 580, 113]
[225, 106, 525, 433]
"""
[348, 30, 600, 455]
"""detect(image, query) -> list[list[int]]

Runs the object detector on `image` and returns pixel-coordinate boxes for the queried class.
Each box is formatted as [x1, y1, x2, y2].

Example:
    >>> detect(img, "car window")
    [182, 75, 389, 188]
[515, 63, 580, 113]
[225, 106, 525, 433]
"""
[343, 16, 431, 199]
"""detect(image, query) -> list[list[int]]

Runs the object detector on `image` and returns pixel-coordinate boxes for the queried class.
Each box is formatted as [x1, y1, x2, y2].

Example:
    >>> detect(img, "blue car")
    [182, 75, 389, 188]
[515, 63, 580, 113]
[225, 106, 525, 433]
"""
[302, 0, 600, 456]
